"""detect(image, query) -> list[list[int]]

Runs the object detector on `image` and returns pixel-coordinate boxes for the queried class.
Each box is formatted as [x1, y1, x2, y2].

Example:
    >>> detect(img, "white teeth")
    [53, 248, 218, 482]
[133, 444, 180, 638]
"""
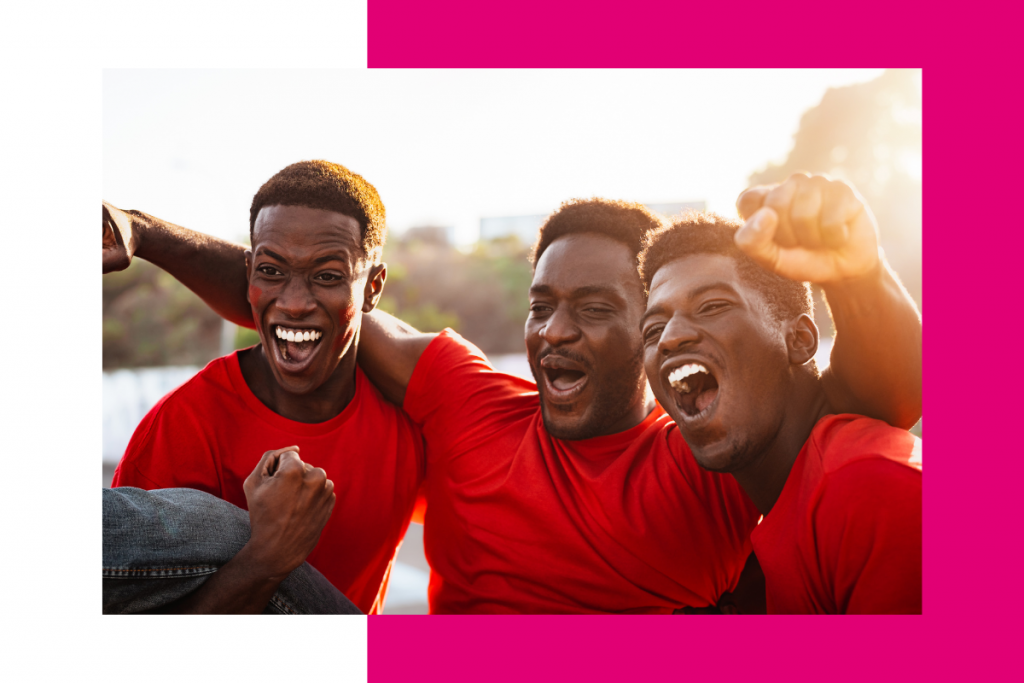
[668, 363, 708, 384]
[275, 327, 321, 342]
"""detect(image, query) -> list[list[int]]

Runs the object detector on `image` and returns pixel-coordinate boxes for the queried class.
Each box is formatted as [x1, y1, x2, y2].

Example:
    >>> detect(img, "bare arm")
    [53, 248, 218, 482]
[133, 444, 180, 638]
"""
[358, 310, 437, 406]
[150, 543, 289, 614]
[736, 174, 921, 429]
[103, 202, 255, 328]
[819, 261, 921, 428]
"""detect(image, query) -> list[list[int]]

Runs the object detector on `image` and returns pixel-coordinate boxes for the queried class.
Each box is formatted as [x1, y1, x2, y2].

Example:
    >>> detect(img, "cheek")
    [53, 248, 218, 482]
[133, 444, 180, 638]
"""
[332, 304, 358, 350]
[248, 285, 262, 309]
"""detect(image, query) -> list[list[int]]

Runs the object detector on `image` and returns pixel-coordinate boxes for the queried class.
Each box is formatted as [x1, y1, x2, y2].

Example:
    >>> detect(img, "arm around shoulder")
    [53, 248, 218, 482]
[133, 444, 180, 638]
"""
[357, 310, 437, 406]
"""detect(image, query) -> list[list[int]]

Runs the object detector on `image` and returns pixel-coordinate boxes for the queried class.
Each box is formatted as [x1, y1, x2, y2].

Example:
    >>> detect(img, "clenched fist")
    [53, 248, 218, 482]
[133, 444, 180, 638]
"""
[734, 173, 880, 284]
[242, 446, 337, 581]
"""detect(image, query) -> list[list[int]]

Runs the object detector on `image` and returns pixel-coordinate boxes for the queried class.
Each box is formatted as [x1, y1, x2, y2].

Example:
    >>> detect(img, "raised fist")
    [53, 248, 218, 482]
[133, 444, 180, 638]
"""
[734, 173, 880, 284]
[242, 446, 337, 580]
[102, 201, 138, 273]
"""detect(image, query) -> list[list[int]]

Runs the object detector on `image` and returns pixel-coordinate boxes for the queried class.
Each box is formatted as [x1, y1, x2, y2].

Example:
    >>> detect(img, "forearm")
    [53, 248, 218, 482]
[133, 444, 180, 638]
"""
[821, 259, 922, 429]
[131, 210, 255, 328]
[151, 543, 286, 615]
[357, 310, 436, 405]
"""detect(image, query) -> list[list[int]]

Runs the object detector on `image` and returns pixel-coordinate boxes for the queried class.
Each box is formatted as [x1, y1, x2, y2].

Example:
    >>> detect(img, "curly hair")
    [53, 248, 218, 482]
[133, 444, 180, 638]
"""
[638, 211, 812, 321]
[529, 198, 664, 267]
[249, 160, 386, 256]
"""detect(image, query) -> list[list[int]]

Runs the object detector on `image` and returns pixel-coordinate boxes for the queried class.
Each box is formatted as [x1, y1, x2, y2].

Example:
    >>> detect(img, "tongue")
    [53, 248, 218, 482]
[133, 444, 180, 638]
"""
[552, 371, 583, 390]
[695, 387, 718, 413]
[285, 340, 316, 363]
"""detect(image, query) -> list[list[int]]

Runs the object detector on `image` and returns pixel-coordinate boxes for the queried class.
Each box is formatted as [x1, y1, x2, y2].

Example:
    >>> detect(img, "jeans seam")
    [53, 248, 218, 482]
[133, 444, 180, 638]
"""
[269, 594, 298, 615]
[103, 565, 219, 578]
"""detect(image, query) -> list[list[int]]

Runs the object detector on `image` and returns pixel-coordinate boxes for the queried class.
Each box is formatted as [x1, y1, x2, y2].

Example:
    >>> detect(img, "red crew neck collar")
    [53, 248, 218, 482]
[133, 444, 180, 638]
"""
[224, 348, 364, 437]
[553, 403, 666, 460]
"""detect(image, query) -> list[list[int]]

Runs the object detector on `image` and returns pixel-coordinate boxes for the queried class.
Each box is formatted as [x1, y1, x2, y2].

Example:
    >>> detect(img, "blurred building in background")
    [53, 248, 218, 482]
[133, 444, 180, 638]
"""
[480, 201, 705, 245]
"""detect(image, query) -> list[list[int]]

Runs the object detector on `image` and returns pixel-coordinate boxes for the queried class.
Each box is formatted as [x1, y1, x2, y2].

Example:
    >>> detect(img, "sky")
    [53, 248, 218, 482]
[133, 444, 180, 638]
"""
[104, 69, 886, 246]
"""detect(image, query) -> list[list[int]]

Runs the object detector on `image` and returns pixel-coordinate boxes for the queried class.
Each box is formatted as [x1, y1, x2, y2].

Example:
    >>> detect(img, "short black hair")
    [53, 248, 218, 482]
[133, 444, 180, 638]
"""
[638, 212, 812, 321]
[529, 198, 664, 267]
[249, 160, 386, 256]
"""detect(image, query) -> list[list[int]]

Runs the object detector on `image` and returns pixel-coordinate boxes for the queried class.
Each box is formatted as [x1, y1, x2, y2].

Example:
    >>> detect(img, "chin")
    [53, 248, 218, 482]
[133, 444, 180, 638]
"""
[271, 369, 323, 395]
[540, 404, 600, 441]
[687, 433, 752, 473]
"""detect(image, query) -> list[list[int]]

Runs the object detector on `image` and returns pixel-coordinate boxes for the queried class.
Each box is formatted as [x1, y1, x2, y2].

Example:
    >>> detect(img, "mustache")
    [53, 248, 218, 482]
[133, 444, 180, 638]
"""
[534, 348, 591, 370]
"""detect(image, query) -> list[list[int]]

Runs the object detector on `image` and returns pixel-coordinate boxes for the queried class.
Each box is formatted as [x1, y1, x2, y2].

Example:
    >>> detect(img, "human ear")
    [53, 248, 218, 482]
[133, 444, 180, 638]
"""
[362, 262, 387, 313]
[244, 249, 254, 303]
[786, 313, 819, 366]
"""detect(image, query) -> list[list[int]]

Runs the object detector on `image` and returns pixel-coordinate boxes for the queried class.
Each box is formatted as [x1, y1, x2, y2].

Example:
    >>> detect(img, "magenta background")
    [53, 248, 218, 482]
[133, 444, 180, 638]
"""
[366, 2, 1021, 680]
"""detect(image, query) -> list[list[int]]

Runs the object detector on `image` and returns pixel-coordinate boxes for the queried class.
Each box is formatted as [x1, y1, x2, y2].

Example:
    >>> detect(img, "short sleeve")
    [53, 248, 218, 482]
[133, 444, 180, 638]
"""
[403, 329, 538, 458]
[812, 458, 922, 614]
[111, 392, 222, 498]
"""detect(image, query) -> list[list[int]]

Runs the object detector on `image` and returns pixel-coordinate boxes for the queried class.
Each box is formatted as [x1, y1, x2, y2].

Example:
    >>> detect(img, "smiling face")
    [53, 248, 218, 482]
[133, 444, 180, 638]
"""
[246, 204, 383, 396]
[526, 233, 649, 440]
[641, 254, 803, 472]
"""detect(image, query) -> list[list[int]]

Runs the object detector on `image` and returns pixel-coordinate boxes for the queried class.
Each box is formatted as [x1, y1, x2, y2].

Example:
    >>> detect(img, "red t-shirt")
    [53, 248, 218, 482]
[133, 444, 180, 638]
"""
[112, 351, 425, 614]
[751, 414, 922, 614]
[404, 330, 760, 614]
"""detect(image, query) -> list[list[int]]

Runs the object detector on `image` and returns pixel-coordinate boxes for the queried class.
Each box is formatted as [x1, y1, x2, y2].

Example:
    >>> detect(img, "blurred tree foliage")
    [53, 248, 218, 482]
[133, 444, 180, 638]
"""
[749, 69, 922, 321]
[377, 235, 533, 354]
[103, 234, 534, 370]
[104, 258, 223, 369]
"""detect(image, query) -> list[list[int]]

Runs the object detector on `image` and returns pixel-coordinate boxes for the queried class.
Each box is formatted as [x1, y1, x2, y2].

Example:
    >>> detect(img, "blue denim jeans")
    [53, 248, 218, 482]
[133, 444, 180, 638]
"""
[103, 487, 362, 614]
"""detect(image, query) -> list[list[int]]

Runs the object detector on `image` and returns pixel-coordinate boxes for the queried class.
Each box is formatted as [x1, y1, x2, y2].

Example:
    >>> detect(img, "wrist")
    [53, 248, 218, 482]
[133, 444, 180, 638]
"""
[235, 539, 295, 584]
[821, 254, 886, 299]
[124, 209, 155, 259]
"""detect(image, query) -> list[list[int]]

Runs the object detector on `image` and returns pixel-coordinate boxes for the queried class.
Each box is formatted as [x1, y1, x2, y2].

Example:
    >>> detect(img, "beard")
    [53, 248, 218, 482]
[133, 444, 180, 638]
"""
[533, 342, 647, 441]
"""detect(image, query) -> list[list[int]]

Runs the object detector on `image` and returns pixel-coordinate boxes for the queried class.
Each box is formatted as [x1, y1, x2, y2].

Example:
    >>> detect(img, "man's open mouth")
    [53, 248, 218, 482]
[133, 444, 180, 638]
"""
[272, 324, 324, 368]
[665, 362, 720, 420]
[539, 355, 589, 402]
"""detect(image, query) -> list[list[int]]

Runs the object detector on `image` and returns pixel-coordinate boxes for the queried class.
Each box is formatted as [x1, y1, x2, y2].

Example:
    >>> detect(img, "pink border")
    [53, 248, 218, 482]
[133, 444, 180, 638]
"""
[367, 3, 1021, 681]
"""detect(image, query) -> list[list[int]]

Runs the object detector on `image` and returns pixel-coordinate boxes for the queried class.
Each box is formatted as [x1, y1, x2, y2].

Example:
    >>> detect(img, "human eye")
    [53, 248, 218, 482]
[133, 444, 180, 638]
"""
[529, 302, 553, 317]
[642, 323, 665, 344]
[580, 303, 615, 317]
[257, 264, 283, 277]
[699, 300, 731, 315]
[315, 271, 345, 283]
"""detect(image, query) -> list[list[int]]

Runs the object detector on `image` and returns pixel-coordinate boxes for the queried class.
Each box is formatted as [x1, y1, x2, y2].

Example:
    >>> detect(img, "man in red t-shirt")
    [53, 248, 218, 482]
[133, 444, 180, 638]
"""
[104, 174, 921, 613]
[638, 187, 921, 613]
[108, 161, 425, 614]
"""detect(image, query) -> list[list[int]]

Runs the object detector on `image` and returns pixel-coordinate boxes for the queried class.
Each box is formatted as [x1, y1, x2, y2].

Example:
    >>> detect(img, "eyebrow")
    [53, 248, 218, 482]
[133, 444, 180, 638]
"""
[529, 284, 621, 299]
[255, 248, 349, 265]
[257, 248, 288, 263]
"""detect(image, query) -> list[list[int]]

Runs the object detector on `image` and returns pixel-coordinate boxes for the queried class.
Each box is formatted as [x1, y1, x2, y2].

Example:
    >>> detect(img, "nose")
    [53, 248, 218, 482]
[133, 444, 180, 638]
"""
[658, 314, 699, 356]
[276, 275, 317, 319]
[540, 305, 581, 346]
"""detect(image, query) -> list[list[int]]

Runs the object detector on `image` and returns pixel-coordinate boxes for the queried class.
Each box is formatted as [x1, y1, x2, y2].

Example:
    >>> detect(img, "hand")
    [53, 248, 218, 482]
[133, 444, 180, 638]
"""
[102, 201, 140, 273]
[734, 173, 880, 284]
[242, 446, 337, 580]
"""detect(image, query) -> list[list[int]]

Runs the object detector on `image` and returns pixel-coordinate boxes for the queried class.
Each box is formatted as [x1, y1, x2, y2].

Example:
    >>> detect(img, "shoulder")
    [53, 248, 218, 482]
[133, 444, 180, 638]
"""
[810, 418, 921, 531]
[418, 328, 489, 370]
[408, 328, 537, 406]
[125, 356, 238, 448]
[810, 414, 921, 476]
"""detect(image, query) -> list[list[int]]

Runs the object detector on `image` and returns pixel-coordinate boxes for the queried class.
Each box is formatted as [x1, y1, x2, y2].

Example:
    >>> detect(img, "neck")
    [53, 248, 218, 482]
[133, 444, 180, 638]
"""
[731, 372, 830, 516]
[238, 344, 359, 424]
